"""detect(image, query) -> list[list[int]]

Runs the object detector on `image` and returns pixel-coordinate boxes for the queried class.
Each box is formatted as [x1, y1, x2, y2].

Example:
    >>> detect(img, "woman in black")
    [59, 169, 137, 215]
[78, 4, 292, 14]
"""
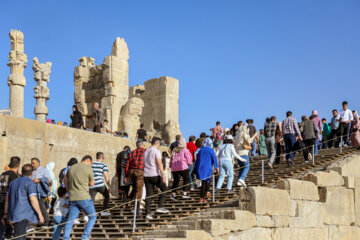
[70, 105, 83, 129]
[116, 146, 132, 203]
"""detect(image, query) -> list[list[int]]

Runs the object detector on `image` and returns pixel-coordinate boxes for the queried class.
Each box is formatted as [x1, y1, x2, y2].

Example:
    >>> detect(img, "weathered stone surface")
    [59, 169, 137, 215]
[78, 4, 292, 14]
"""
[216, 227, 272, 240]
[198, 210, 255, 236]
[355, 177, 360, 226]
[289, 199, 298, 217]
[272, 216, 289, 227]
[7, 30, 27, 118]
[277, 178, 319, 201]
[256, 215, 273, 227]
[328, 154, 360, 177]
[33, 57, 51, 122]
[289, 201, 324, 227]
[240, 187, 291, 216]
[319, 186, 355, 225]
[272, 227, 328, 240]
[302, 170, 344, 187]
[344, 176, 355, 189]
[118, 97, 144, 138]
[328, 226, 360, 240]
[184, 230, 212, 240]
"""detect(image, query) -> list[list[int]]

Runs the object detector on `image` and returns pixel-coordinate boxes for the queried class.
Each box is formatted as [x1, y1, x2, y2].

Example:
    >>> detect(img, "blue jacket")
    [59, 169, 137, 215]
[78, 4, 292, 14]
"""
[36, 177, 50, 199]
[195, 147, 218, 182]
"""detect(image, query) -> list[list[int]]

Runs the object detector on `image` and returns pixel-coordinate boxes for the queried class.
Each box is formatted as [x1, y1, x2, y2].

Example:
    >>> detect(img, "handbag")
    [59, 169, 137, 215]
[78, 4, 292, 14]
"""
[242, 135, 252, 150]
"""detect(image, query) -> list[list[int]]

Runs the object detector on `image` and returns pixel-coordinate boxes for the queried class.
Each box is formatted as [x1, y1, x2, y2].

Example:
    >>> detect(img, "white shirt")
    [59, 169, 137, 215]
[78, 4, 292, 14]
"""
[336, 109, 353, 122]
[53, 198, 68, 217]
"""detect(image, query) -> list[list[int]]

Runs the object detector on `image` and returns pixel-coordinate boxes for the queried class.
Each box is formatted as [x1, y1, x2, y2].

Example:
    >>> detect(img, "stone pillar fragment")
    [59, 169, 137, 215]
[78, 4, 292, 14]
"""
[33, 57, 52, 122]
[7, 30, 27, 117]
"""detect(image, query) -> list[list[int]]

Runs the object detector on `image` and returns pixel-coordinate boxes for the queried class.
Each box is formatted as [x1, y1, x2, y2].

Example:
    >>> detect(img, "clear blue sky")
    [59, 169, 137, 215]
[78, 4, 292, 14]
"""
[0, 0, 359, 139]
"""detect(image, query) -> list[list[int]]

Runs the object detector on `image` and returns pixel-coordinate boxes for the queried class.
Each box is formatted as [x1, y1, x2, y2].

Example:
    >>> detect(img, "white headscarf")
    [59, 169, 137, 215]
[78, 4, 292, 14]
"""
[46, 162, 58, 198]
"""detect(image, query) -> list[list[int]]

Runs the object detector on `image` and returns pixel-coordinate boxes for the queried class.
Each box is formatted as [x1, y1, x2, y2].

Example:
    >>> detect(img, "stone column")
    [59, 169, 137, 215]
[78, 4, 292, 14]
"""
[33, 57, 52, 122]
[7, 30, 27, 118]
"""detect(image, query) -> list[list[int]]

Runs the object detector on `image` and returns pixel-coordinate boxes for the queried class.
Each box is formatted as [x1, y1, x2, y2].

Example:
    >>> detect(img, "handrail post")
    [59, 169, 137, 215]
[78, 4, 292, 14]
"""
[132, 199, 138, 232]
[340, 136, 343, 154]
[312, 145, 315, 165]
[261, 160, 264, 184]
[212, 174, 215, 203]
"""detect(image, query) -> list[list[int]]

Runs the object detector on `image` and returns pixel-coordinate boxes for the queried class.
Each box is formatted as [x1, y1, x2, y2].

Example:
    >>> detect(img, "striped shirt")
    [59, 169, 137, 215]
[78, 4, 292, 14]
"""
[90, 161, 108, 189]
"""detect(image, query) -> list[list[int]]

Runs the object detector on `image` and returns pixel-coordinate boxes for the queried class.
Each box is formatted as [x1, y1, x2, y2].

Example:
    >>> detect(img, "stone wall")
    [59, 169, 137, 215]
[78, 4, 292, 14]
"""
[180, 154, 360, 240]
[0, 114, 167, 195]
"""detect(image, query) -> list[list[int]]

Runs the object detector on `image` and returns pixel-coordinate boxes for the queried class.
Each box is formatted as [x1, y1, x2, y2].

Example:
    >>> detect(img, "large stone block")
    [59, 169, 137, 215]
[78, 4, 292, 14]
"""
[256, 215, 273, 227]
[277, 178, 319, 201]
[216, 227, 272, 240]
[319, 186, 355, 225]
[302, 170, 344, 187]
[197, 210, 255, 236]
[328, 226, 360, 240]
[272, 228, 328, 240]
[355, 177, 360, 226]
[289, 201, 324, 227]
[328, 154, 360, 177]
[272, 216, 289, 227]
[344, 176, 355, 189]
[240, 187, 291, 216]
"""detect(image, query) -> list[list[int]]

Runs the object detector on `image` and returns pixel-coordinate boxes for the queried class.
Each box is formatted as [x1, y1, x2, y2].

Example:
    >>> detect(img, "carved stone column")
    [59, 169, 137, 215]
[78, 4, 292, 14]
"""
[7, 30, 27, 117]
[33, 57, 52, 122]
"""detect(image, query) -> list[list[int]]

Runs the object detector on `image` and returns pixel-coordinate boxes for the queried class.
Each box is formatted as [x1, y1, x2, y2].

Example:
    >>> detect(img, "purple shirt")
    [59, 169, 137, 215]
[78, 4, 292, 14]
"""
[143, 147, 162, 177]
[311, 116, 322, 132]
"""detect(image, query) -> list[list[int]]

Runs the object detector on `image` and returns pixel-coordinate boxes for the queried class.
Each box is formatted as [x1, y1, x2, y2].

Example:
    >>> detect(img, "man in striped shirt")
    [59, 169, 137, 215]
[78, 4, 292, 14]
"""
[89, 152, 111, 216]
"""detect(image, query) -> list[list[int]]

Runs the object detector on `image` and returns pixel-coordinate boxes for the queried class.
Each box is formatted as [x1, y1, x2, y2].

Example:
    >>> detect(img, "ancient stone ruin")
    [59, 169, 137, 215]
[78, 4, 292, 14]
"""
[7, 30, 27, 118]
[33, 57, 52, 122]
[74, 38, 181, 142]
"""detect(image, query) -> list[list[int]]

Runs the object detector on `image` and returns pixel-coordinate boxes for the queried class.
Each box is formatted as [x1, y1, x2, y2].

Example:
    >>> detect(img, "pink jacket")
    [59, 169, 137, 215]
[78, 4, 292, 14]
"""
[169, 148, 193, 172]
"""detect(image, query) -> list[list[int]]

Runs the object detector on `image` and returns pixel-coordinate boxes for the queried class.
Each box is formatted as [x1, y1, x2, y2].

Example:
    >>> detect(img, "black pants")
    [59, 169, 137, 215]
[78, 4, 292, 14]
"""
[144, 176, 167, 215]
[119, 185, 131, 203]
[322, 135, 329, 149]
[338, 123, 350, 144]
[329, 129, 338, 148]
[275, 143, 282, 164]
[171, 169, 190, 193]
[13, 220, 27, 240]
[200, 180, 210, 198]
[303, 138, 315, 161]
[90, 186, 110, 210]
[38, 198, 49, 225]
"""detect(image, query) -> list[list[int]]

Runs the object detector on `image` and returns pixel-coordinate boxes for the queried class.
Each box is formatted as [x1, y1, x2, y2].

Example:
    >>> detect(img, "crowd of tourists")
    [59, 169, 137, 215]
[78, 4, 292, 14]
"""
[0, 100, 359, 240]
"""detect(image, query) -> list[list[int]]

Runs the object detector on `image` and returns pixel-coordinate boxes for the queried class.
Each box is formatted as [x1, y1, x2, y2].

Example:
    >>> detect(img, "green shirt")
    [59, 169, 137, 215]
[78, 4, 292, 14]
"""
[66, 163, 94, 201]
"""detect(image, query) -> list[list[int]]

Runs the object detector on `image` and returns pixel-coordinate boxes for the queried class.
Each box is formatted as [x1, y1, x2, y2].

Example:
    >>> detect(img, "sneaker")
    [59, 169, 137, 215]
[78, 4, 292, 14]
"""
[199, 198, 204, 203]
[308, 153, 312, 160]
[190, 187, 196, 191]
[84, 216, 89, 223]
[74, 219, 80, 224]
[239, 179, 247, 187]
[26, 226, 35, 233]
[156, 208, 169, 214]
[237, 180, 242, 186]
[41, 225, 50, 229]
[100, 211, 111, 216]
[182, 194, 191, 199]
[344, 144, 348, 147]
[227, 189, 234, 194]
[206, 192, 211, 198]
[146, 214, 153, 220]
[268, 163, 273, 169]
[170, 195, 178, 202]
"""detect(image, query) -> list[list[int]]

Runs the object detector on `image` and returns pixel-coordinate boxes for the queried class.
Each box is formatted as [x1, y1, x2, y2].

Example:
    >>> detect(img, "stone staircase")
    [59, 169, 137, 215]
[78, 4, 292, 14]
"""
[27, 147, 358, 239]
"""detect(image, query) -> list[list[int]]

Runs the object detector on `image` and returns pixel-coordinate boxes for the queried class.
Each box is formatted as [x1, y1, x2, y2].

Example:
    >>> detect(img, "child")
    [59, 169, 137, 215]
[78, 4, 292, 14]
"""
[322, 118, 331, 149]
[52, 187, 68, 240]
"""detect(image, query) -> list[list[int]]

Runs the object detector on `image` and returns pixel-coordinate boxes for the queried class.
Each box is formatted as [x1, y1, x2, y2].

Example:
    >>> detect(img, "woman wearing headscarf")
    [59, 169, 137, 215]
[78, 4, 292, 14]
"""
[194, 138, 219, 203]
[169, 137, 193, 201]
[234, 125, 258, 187]
[351, 111, 360, 147]
[70, 105, 83, 129]
[116, 146, 132, 202]
[46, 162, 58, 212]
[310, 110, 322, 155]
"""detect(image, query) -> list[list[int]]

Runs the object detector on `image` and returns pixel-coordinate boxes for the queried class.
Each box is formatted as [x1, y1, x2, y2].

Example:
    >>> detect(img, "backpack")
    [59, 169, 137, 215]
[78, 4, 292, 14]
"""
[213, 131, 223, 148]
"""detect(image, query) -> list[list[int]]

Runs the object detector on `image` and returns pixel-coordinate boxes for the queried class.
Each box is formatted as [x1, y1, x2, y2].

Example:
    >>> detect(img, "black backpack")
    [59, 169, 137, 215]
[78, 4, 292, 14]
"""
[0, 174, 10, 203]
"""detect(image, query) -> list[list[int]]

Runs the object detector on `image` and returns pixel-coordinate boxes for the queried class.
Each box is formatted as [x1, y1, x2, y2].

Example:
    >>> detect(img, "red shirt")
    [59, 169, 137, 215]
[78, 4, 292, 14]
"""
[126, 147, 146, 176]
[186, 142, 197, 162]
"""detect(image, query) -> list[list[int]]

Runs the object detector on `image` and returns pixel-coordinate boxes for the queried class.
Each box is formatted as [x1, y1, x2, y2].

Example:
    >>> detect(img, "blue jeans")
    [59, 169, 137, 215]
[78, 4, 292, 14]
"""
[237, 155, 250, 181]
[188, 164, 194, 188]
[314, 138, 319, 155]
[284, 134, 297, 161]
[63, 199, 97, 240]
[53, 215, 66, 240]
[0, 212, 12, 239]
[251, 141, 257, 157]
[216, 160, 234, 190]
